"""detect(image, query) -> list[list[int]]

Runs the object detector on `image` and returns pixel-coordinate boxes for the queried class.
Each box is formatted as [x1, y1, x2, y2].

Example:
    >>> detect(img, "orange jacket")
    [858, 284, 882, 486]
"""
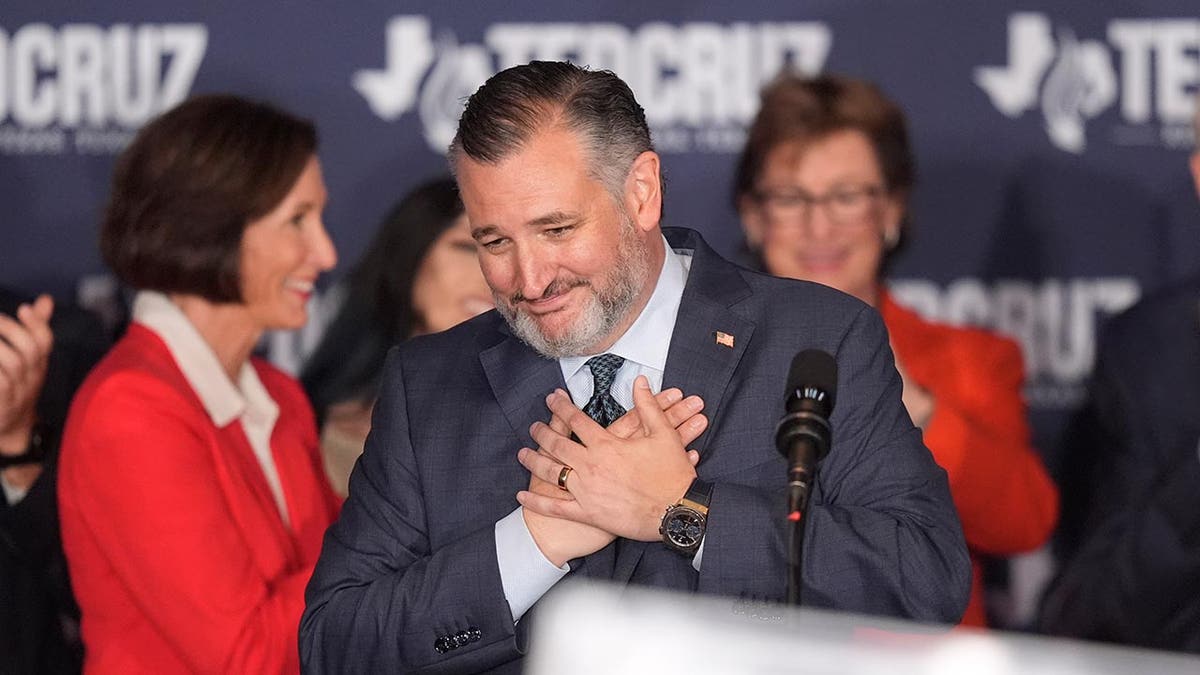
[59, 324, 340, 673]
[880, 292, 1059, 627]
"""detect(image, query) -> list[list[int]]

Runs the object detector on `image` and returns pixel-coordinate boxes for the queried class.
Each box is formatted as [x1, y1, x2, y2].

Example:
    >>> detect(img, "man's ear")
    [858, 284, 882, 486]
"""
[737, 194, 765, 250]
[625, 151, 663, 233]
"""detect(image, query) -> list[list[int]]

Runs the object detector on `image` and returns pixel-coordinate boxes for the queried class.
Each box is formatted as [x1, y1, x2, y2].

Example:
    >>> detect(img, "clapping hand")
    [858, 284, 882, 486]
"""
[0, 295, 54, 490]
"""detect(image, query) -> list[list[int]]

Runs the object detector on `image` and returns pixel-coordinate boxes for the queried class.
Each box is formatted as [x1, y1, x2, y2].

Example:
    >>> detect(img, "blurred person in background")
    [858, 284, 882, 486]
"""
[57, 95, 340, 673]
[1, 290, 107, 675]
[301, 177, 492, 496]
[733, 72, 1059, 627]
[1038, 97, 1200, 653]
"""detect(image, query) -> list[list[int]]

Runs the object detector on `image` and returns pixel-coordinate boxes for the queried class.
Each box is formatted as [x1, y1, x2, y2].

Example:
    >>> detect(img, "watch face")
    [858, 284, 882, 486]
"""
[665, 507, 705, 548]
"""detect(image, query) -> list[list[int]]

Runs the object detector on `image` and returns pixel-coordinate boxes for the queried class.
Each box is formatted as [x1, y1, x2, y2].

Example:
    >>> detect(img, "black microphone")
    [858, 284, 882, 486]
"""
[775, 349, 837, 605]
[776, 349, 837, 508]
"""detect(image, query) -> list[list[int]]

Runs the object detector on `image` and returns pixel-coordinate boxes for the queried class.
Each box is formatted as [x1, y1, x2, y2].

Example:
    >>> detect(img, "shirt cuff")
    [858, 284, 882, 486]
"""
[692, 537, 706, 571]
[494, 507, 569, 621]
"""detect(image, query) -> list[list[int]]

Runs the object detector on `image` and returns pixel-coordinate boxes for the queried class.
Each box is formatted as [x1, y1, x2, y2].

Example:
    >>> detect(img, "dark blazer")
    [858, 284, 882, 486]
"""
[1040, 279, 1200, 652]
[0, 289, 109, 675]
[301, 228, 970, 673]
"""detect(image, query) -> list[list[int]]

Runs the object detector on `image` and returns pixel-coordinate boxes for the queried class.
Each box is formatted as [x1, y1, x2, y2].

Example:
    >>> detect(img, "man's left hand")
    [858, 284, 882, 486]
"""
[517, 375, 698, 542]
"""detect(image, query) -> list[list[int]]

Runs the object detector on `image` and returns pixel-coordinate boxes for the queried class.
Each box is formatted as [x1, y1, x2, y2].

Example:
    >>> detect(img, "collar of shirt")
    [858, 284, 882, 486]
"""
[559, 234, 693, 412]
[132, 291, 280, 430]
[132, 291, 290, 525]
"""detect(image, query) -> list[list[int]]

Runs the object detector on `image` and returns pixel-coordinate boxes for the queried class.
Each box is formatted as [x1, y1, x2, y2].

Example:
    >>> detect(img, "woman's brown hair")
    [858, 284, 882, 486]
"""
[101, 94, 317, 302]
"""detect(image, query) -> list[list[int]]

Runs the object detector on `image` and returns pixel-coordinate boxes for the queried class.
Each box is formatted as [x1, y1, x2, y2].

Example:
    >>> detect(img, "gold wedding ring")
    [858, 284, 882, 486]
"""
[557, 465, 573, 491]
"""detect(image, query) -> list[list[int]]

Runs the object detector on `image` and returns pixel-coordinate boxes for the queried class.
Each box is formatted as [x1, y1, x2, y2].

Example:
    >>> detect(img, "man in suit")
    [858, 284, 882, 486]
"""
[1038, 99, 1200, 653]
[301, 61, 969, 673]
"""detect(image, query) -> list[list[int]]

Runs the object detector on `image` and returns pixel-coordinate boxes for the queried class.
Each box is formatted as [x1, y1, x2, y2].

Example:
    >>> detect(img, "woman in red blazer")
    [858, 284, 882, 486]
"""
[58, 95, 340, 673]
[734, 74, 1059, 627]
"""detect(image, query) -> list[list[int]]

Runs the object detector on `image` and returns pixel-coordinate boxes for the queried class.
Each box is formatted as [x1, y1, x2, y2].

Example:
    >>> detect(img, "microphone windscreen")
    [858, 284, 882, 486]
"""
[785, 349, 837, 414]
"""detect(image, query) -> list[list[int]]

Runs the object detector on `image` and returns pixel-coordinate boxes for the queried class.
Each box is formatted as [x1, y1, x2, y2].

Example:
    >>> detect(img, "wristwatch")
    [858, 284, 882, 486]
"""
[0, 424, 49, 469]
[660, 478, 713, 556]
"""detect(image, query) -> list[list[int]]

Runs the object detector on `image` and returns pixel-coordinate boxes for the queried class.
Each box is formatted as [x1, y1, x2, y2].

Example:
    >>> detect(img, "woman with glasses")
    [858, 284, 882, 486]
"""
[733, 73, 1059, 627]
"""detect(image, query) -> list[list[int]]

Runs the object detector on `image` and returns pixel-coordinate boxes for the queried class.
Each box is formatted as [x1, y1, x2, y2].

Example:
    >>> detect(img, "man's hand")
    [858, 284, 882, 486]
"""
[518, 376, 702, 543]
[522, 406, 612, 568]
[0, 294, 54, 492]
[521, 385, 706, 566]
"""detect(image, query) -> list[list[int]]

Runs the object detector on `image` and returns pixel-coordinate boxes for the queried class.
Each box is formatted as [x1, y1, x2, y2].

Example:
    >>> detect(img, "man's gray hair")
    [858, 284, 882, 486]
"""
[449, 61, 655, 200]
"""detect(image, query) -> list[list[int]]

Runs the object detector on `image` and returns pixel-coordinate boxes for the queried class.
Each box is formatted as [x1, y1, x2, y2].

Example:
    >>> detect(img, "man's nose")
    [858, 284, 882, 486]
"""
[514, 249, 555, 301]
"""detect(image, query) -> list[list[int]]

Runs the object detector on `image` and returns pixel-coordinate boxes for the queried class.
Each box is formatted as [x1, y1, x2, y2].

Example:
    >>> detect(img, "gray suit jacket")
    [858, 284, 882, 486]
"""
[301, 227, 969, 673]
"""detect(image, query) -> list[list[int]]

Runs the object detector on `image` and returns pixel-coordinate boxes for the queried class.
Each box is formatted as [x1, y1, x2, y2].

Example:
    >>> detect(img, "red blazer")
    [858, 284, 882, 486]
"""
[880, 292, 1059, 627]
[59, 324, 340, 673]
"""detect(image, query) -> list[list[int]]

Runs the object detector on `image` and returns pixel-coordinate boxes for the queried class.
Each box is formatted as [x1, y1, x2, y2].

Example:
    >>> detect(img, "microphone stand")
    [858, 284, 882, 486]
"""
[775, 350, 837, 607]
[785, 441, 818, 606]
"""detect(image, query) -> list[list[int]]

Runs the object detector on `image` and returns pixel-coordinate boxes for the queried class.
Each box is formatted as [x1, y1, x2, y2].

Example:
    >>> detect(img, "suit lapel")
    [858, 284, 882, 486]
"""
[660, 294, 755, 458]
[479, 330, 564, 448]
[143, 329, 301, 575]
[214, 421, 302, 574]
[613, 228, 756, 583]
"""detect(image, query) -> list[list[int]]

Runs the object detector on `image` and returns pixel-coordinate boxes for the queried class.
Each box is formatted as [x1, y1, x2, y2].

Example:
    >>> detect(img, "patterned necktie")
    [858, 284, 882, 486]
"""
[582, 354, 626, 428]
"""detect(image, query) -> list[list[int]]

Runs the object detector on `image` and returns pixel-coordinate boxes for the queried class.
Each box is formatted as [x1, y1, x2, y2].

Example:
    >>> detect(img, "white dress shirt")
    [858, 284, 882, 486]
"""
[133, 291, 291, 526]
[494, 236, 694, 621]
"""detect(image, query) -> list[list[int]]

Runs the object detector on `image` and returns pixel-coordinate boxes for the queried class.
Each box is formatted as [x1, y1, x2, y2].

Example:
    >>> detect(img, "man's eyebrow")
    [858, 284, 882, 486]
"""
[470, 224, 498, 241]
[527, 211, 579, 227]
[470, 211, 581, 240]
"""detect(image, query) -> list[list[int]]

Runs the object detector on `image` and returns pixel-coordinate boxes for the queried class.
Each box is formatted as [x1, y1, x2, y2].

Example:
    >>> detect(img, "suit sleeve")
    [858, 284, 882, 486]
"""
[300, 349, 521, 674]
[921, 337, 1059, 554]
[1038, 343, 1200, 649]
[59, 374, 311, 674]
[698, 306, 971, 623]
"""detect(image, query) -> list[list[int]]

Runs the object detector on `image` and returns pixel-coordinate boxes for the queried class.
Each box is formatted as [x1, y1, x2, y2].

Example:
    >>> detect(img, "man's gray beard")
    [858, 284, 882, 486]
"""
[495, 222, 651, 359]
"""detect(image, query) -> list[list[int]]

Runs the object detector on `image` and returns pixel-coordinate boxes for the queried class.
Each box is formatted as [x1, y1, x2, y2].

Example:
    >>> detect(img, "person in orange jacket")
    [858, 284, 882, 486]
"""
[733, 72, 1059, 627]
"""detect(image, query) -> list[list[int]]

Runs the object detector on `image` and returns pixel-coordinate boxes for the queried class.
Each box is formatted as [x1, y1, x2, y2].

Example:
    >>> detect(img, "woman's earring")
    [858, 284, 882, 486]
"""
[883, 226, 900, 250]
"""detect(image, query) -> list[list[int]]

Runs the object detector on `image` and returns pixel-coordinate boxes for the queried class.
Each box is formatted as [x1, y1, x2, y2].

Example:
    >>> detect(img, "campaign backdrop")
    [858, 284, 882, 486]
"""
[2, 1, 1198, 505]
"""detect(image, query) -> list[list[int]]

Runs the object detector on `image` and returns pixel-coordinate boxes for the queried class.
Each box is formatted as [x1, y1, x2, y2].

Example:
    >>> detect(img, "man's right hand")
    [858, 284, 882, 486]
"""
[523, 387, 706, 567]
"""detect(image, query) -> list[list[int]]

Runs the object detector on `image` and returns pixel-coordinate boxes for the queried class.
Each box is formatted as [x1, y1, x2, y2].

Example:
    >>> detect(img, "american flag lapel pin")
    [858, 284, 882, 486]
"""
[715, 331, 734, 348]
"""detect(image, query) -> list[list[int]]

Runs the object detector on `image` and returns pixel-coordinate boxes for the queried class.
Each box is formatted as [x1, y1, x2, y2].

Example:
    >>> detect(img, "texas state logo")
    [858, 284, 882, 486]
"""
[354, 16, 833, 155]
[975, 12, 1198, 153]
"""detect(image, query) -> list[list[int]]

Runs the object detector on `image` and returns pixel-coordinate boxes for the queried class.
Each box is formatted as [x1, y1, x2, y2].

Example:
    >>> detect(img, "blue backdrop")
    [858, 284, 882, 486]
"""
[2, 2, 1198, 540]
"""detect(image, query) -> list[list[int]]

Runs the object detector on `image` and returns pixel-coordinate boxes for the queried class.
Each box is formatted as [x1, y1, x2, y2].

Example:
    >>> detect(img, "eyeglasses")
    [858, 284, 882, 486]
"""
[753, 184, 885, 226]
